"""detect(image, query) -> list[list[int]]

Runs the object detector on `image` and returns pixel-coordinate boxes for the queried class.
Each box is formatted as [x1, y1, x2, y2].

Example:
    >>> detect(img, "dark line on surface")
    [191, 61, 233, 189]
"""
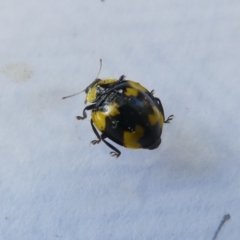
[212, 214, 231, 240]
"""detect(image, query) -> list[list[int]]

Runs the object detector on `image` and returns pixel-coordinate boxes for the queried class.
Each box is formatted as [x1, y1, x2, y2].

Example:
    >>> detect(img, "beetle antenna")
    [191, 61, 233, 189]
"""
[62, 90, 85, 99]
[62, 59, 103, 100]
[96, 58, 102, 79]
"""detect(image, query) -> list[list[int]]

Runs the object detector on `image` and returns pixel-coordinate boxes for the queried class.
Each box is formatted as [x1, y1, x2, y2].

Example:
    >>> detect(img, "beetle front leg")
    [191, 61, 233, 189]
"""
[76, 104, 95, 120]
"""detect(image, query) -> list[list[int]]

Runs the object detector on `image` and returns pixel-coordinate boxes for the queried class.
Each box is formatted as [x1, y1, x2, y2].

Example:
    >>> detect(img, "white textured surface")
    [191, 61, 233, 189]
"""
[0, 0, 240, 239]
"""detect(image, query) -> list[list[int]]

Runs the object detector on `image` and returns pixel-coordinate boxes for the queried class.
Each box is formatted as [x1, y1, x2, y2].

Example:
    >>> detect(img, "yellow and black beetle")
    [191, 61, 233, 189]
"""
[63, 67, 173, 158]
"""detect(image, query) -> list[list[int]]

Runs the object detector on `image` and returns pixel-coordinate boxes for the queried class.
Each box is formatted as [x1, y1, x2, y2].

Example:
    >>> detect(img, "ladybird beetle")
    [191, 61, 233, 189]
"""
[65, 75, 173, 157]
[63, 64, 173, 158]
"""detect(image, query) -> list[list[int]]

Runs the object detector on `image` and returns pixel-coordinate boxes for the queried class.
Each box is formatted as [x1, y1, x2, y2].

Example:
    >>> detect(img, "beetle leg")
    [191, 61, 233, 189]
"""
[101, 134, 121, 158]
[118, 75, 126, 82]
[76, 104, 95, 120]
[150, 89, 154, 95]
[164, 115, 174, 123]
[90, 119, 101, 145]
[154, 97, 165, 118]
[154, 97, 162, 108]
[154, 97, 174, 123]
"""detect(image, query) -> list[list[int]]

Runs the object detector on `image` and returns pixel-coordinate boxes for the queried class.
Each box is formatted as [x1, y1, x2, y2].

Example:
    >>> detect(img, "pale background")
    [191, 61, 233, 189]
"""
[1, 0, 240, 239]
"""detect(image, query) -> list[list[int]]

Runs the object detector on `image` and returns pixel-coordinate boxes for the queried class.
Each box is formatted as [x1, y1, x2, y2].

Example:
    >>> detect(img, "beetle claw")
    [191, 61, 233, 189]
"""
[164, 115, 174, 123]
[110, 151, 120, 158]
[91, 139, 101, 145]
[76, 116, 84, 120]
